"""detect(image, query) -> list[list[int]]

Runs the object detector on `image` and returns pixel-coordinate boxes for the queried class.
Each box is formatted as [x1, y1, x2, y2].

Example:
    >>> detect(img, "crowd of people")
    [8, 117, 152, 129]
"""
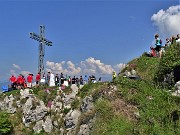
[147, 34, 180, 58]
[9, 72, 101, 90]
[9, 73, 41, 90]
[46, 72, 101, 87]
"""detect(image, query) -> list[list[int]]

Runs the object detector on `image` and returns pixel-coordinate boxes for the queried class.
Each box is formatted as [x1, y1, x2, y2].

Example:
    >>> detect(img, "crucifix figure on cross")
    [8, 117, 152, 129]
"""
[30, 25, 52, 80]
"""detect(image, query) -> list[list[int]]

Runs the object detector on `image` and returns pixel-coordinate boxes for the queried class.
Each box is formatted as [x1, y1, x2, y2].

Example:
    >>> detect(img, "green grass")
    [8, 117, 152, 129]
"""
[91, 99, 134, 135]
[78, 82, 107, 98]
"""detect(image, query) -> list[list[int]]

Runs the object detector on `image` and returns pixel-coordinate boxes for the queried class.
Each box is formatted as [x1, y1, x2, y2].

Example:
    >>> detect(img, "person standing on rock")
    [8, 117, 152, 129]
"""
[112, 71, 116, 82]
[154, 34, 162, 58]
[72, 76, 76, 84]
[84, 75, 88, 84]
[36, 73, 41, 86]
[46, 72, 50, 85]
[55, 74, 60, 86]
[60, 73, 65, 85]
[49, 72, 55, 86]
[80, 76, 83, 85]
[27, 74, 33, 88]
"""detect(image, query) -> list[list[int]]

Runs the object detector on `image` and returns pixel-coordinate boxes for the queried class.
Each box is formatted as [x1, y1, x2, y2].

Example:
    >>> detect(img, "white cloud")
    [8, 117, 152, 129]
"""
[151, 5, 180, 37]
[46, 57, 125, 77]
[20, 71, 32, 76]
[46, 60, 81, 75]
[80, 57, 114, 75]
[13, 64, 21, 70]
[9, 64, 32, 78]
[114, 63, 126, 72]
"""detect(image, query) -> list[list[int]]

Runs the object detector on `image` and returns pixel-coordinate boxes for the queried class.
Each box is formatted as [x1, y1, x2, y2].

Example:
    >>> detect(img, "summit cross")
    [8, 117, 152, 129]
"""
[30, 25, 52, 79]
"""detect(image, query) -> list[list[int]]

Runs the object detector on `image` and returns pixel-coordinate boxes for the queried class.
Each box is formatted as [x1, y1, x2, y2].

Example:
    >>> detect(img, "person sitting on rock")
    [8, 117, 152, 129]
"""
[9, 75, 16, 90]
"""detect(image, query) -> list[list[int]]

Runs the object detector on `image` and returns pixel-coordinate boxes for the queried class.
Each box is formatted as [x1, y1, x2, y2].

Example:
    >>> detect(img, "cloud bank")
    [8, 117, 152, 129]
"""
[8, 57, 125, 81]
[10, 64, 32, 78]
[151, 5, 180, 37]
[46, 57, 126, 77]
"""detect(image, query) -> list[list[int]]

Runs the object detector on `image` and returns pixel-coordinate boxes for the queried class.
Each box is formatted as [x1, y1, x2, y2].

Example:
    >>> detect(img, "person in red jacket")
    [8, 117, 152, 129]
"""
[27, 74, 33, 88]
[36, 73, 41, 86]
[9, 75, 16, 89]
[22, 75, 27, 89]
[16, 74, 23, 89]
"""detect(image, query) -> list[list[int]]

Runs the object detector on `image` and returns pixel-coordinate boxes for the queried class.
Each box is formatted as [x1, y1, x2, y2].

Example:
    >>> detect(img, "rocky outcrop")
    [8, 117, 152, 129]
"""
[43, 116, 53, 133]
[0, 84, 98, 135]
[33, 120, 44, 133]
[172, 81, 180, 96]
[0, 94, 16, 113]
[65, 109, 81, 130]
[51, 95, 63, 112]
[81, 95, 94, 112]
[22, 96, 48, 127]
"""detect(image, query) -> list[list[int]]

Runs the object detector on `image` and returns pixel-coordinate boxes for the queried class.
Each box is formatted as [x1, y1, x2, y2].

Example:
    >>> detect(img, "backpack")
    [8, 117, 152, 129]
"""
[160, 39, 162, 44]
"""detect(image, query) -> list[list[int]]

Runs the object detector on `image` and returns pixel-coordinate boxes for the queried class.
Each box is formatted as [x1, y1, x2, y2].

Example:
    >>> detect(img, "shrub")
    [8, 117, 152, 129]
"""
[155, 43, 180, 86]
[0, 112, 13, 134]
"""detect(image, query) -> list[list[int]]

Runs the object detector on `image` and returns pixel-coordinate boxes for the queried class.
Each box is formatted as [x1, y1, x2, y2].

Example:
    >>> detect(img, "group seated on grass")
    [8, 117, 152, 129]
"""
[146, 34, 180, 58]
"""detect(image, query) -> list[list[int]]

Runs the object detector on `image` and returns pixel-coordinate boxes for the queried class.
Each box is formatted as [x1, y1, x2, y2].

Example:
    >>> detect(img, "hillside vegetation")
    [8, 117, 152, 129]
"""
[0, 43, 180, 135]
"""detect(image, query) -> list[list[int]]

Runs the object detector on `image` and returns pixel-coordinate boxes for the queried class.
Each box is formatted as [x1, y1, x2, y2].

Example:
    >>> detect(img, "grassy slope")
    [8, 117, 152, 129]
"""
[85, 54, 180, 135]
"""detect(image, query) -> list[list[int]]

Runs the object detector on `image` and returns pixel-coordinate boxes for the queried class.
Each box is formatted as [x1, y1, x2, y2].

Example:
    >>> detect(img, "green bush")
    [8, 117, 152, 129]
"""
[155, 43, 180, 86]
[0, 112, 13, 134]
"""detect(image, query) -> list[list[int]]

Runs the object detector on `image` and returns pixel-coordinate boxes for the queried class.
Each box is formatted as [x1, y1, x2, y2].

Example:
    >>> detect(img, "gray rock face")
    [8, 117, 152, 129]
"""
[33, 120, 44, 133]
[20, 89, 32, 99]
[0, 94, 16, 113]
[43, 116, 53, 133]
[51, 95, 63, 112]
[78, 117, 96, 135]
[78, 124, 90, 135]
[63, 93, 76, 109]
[65, 109, 81, 130]
[22, 97, 48, 127]
[172, 81, 180, 96]
[71, 84, 79, 94]
[81, 96, 94, 112]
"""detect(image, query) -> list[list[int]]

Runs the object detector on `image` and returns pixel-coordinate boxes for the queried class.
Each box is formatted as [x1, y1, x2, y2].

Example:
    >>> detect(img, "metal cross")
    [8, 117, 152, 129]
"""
[30, 25, 52, 79]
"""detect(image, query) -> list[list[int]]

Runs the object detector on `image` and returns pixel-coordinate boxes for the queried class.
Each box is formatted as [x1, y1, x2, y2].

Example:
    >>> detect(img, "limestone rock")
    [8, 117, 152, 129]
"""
[172, 81, 180, 96]
[65, 109, 81, 130]
[81, 95, 94, 112]
[33, 120, 44, 133]
[0, 95, 16, 113]
[78, 124, 90, 135]
[20, 89, 33, 99]
[43, 116, 53, 133]
[63, 93, 76, 109]
[22, 98, 48, 127]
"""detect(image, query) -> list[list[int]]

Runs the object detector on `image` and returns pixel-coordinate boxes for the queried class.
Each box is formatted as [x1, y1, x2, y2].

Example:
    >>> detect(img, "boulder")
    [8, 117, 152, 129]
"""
[33, 120, 44, 133]
[0, 95, 16, 113]
[22, 98, 48, 127]
[78, 124, 90, 135]
[43, 116, 53, 133]
[20, 89, 32, 99]
[172, 81, 180, 96]
[65, 109, 81, 130]
[81, 95, 94, 112]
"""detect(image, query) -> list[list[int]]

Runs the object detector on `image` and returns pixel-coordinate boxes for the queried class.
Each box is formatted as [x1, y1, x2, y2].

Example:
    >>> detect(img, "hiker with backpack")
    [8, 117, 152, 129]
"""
[154, 34, 162, 58]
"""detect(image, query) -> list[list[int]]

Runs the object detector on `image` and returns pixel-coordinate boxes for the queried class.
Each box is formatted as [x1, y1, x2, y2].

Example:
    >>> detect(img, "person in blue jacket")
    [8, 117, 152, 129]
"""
[154, 34, 162, 58]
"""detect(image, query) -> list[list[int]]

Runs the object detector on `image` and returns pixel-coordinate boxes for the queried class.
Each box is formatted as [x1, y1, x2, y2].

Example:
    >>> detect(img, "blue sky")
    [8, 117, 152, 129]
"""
[0, 0, 179, 82]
